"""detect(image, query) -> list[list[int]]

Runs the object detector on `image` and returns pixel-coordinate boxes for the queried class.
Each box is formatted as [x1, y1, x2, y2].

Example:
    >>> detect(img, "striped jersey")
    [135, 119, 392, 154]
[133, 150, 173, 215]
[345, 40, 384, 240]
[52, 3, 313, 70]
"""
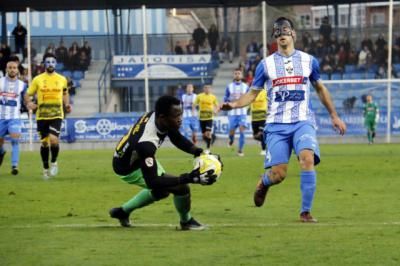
[181, 93, 197, 118]
[252, 50, 320, 124]
[0, 77, 26, 119]
[224, 81, 249, 116]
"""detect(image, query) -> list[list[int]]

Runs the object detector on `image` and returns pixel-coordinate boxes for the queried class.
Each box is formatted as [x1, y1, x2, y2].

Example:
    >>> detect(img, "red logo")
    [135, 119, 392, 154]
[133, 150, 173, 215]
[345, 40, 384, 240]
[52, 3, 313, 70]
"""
[272, 76, 304, 87]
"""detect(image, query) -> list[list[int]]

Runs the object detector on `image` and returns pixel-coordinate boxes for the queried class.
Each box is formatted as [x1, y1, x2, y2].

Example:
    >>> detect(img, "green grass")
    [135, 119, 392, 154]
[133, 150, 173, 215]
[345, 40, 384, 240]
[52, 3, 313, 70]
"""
[1, 144, 400, 266]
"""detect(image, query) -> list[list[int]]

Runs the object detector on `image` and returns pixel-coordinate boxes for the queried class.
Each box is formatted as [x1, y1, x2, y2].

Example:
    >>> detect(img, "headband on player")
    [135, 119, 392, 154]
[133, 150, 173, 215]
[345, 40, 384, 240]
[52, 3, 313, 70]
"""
[272, 18, 294, 39]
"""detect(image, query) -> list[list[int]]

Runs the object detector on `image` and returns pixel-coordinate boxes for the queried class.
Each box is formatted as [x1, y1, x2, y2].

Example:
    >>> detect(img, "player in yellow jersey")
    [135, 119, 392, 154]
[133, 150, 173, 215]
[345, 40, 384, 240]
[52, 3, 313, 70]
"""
[24, 53, 71, 179]
[194, 84, 219, 152]
[250, 89, 267, 155]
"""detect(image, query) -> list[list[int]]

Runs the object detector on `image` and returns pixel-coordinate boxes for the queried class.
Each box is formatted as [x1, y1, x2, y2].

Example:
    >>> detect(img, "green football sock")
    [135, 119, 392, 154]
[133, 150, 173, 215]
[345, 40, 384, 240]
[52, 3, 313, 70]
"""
[122, 189, 155, 213]
[173, 194, 191, 222]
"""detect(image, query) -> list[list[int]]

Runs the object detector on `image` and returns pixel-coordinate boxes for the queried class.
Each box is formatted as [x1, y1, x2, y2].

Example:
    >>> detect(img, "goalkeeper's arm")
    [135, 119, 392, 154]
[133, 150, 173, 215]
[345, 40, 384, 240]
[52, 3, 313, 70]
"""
[168, 129, 203, 156]
[137, 143, 213, 188]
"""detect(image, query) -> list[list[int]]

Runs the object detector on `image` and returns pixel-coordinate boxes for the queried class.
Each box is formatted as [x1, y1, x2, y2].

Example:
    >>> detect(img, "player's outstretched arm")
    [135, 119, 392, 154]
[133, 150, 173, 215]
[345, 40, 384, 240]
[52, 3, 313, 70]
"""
[220, 89, 260, 111]
[314, 81, 346, 135]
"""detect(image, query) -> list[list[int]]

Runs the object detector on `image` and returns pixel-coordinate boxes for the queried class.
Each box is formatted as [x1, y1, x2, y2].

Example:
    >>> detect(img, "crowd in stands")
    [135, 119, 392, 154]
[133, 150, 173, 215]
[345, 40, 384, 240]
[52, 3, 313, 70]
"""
[1, 23, 92, 105]
[173, 23, 234, 63]
[239, 19, 400, 83]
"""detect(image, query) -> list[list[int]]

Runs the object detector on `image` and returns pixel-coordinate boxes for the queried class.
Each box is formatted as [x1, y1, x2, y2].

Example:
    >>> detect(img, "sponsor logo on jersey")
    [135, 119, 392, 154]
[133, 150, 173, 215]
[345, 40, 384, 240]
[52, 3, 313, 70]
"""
[272, 76, 307, 87]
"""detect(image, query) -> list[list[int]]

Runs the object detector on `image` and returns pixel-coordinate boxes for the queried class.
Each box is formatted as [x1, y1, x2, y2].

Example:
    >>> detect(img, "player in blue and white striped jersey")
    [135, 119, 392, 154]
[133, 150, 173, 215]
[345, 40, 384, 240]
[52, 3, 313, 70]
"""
[221, 17, 346, 222]
[180, 84, 199, 144]
[223, 69, 249, 156]
[0, 56, 27, 175]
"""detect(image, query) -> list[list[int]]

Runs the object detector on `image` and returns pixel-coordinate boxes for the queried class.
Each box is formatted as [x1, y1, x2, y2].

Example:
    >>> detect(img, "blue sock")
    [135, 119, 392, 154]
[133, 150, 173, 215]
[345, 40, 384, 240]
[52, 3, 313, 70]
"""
[300, 170, 317, 213]
[262, 172, 273, 186]
[238, 132, 245, 151]
[229, 135, 234, 144]
[11, 139, 19, 167]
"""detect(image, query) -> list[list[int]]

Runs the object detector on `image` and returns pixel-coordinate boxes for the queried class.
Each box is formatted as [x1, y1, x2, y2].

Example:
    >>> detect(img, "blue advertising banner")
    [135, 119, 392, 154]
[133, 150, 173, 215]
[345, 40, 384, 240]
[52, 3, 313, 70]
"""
[15, 110, 400, 143]
[112, 55, 212, 79]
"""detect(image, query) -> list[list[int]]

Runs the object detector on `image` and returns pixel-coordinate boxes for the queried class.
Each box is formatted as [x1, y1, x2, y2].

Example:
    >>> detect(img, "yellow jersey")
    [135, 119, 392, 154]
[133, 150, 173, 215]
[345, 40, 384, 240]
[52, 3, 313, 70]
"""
[28, 72, 68, 120]
[250, 89, 267, 121]
[195, 93, 218, 121]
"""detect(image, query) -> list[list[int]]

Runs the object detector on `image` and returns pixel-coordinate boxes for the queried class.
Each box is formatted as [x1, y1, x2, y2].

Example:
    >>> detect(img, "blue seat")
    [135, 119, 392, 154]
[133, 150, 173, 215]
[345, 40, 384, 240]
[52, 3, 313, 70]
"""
[55, 63, 64, 71]
[73, 79, 81, 88]
[393, 63, 400, 72]
[320, 73, 329, 80]
[72, 70, 84, 80]
[345, 64, 357, 73]
[62, 70, 72, 78]
[342, 73, 352, 80]
[331, 73, 342, 80]
[351, 73, 365, 79]
[365, 73, 375, 79]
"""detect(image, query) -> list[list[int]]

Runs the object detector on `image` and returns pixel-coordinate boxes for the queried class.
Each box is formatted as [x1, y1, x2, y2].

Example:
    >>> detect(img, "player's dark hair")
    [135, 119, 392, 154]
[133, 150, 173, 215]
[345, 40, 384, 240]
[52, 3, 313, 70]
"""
[43, 52, 57, 62]
[155, 95, 181, 117]
[7, 55, 20, 64]
[274, 17, 295, 29]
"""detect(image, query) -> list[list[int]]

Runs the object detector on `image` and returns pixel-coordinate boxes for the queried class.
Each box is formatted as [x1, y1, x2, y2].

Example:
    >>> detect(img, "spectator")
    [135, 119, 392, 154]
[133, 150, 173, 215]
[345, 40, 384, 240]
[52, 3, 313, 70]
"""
[339, 35, 351, 54]
[393, 35, 400, 63]
[245, 70, 254, 86]
[76, 51, 90, 71]
[347, 48, 358, 65]
[80, 41, 92, 64]
[219, 36, 233, 64]
[343, 96, 356, 113]
[174, 41, 184, 55]
[361, 35, 374, 55]
[375, 44, 388, 67]
[335, 45, 347, 72]
[45, 43, 56, 54]
[207, 24, 219, 53]
[12, 22, 27, 54]
[375, 64, 387, 79]
[192, 24, 206, 52]
[69, 42, 80, 57]
[375, 34, 387, 52]
[358, 45, 372, 70]
[0, 43, 11, 60]
[319, 16, 332, 46]
[267, 41, 278, 55]
[186, 39, 197, 54]
[55, 41, 69, 65]
[246, 37, 259, 54]
[66, 77, 76, 104]
[22, 43, 37, 62]
[321, 55, 334, 74]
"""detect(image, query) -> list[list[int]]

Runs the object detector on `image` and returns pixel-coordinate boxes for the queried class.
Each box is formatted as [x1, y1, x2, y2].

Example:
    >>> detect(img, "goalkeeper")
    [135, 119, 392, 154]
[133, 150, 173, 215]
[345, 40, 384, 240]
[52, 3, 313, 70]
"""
[363, 95, 379, 144]
[110, 95, 218, 230]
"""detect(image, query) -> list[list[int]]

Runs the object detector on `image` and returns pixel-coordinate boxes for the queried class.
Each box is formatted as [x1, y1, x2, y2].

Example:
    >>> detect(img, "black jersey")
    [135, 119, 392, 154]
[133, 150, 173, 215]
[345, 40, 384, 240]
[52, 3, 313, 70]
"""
[113, 111, 202, 188]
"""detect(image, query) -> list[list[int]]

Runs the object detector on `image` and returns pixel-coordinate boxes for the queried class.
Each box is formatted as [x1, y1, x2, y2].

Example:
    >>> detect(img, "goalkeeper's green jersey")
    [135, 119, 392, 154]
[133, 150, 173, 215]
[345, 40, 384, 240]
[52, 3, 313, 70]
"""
[363, 102, 378, 120]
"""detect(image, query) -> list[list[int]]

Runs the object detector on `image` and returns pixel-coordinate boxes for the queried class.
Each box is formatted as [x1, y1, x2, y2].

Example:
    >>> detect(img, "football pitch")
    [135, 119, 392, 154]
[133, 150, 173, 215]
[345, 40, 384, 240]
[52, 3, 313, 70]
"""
[1, 143, 399, 265]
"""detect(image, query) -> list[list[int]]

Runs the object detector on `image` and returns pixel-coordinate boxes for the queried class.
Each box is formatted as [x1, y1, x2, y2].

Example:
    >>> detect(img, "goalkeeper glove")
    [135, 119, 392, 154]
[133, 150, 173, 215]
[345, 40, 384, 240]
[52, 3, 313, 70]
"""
[181, 168, 217, 185]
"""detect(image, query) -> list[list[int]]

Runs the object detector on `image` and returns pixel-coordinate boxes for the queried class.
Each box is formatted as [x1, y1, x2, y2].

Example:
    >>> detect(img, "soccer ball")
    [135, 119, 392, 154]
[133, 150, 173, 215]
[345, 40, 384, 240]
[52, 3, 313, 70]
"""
[193, 154, 222, 179]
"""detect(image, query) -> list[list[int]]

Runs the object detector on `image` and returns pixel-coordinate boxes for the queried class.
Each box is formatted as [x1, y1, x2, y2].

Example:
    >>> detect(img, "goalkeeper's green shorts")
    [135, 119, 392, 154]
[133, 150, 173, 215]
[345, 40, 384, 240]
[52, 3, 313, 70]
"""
[119, 160, 166, 188]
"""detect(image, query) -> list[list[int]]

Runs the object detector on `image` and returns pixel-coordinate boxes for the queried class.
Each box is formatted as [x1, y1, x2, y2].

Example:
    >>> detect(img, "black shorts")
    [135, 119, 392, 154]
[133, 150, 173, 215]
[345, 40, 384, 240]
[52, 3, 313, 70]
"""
[251, 120, 265, 135]
[199, 120, 213, 133]
[37, 119, 62, 140]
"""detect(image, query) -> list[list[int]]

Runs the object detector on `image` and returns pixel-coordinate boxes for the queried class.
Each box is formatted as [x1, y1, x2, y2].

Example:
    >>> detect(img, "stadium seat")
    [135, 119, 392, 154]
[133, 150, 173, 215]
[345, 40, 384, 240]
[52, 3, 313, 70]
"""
[56, 63, 64, 71]
[62, 70, 72, 78]
[365, 73, 375, 79]
[345, 64, 357, 73]
[73, 79, 81, 88]
[393, 63, 400, 72]
[320, 73, 329, 80]
[351, 73, 365, 79]
[331, 73, 342, 80]
[72, 70, 85, 80]
[342, 73, 352, 80]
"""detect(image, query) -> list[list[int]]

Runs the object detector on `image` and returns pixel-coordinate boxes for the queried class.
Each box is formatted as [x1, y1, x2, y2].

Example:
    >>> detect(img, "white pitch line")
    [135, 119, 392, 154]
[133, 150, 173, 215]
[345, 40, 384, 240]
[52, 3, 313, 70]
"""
[1, 221, 400, 230]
